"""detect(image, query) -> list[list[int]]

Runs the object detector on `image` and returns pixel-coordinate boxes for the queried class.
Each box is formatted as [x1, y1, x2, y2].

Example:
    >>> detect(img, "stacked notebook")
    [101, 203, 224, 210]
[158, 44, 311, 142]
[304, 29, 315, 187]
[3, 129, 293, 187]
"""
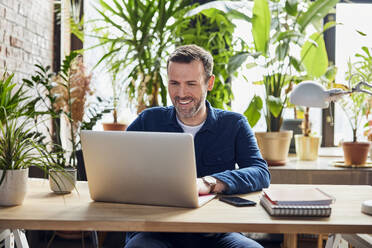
[260, 188, 335, 217]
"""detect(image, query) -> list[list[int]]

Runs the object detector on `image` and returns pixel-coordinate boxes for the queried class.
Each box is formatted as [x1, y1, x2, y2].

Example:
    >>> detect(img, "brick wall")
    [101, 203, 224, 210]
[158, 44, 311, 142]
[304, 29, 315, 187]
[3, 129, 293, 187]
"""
[0, 0, 54, 83]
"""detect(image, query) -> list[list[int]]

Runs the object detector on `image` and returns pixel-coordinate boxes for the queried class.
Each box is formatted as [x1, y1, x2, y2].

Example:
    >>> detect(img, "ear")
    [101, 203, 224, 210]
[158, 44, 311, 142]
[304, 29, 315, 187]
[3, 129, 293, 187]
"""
[207, 75, 215, 91]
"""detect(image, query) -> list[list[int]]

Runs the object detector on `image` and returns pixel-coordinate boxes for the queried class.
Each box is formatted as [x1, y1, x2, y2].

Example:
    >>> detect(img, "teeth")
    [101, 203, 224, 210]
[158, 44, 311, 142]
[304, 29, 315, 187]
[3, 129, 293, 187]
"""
[179, 100, 192, 104]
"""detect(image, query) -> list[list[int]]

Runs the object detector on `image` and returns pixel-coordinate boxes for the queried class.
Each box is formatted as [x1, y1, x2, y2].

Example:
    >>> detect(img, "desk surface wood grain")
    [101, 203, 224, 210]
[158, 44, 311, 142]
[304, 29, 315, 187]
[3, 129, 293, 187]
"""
[0, 179, 371, 234]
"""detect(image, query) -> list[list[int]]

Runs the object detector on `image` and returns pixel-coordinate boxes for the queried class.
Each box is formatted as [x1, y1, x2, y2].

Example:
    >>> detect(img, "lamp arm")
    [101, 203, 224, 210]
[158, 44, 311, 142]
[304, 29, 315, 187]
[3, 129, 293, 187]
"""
[353, 81, 372, 96]
[326, 89, 352, 102]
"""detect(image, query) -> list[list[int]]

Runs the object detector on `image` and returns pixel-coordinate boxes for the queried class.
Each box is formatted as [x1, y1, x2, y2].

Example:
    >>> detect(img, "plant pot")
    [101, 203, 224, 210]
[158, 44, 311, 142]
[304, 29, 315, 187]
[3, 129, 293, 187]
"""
[294, 135, 321, 161]
[0, 168, 29, 206]
[342, 141, 370, 166]
[49, 168, 77, 194]
[281, 119, 303, 153]
[255, 131, 293, 166]
[102, 123, 127, 131]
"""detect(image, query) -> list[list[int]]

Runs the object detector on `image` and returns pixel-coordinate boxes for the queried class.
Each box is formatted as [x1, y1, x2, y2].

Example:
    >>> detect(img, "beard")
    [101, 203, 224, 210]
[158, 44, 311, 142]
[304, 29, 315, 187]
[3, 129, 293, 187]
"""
[173, 92, 207, 119]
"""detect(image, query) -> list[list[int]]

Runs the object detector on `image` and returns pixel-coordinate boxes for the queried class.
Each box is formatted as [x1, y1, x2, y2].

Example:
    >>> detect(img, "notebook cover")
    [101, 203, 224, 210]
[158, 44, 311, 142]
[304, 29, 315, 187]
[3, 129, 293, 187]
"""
[263, 188, 334, 205]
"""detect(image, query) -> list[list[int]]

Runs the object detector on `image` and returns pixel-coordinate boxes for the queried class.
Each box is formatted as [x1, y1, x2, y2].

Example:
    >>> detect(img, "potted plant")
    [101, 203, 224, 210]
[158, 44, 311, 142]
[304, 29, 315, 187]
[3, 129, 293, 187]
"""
[49, 52, 92, 192]
[0, 73, 33, 206]
[101, 70, 127, 131]
[293, 67, 337, 160]
[197, 0, 337, 165]
[294, 106, 322, 160]
[339, 47, 372, 166]
[0, 73, 64, 205]
[24, 52, 92, 193]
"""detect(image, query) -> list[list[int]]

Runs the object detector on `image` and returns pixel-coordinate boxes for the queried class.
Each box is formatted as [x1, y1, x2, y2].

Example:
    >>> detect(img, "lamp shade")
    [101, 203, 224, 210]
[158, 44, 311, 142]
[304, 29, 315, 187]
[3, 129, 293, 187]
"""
[290, 81, 329, 108]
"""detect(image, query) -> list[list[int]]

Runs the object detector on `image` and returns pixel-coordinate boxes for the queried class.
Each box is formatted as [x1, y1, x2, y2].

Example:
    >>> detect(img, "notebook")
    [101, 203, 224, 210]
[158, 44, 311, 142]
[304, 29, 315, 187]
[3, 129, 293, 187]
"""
[260, 188, 334, 217]
[80, 130, 216, 208]
[260, 196, 332, 217]
[262, 188, 335, 205]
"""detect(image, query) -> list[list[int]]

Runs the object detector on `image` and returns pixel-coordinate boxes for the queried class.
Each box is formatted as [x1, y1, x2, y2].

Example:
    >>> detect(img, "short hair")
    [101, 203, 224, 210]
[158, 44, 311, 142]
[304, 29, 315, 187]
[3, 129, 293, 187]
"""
[167, 44, 214, 83]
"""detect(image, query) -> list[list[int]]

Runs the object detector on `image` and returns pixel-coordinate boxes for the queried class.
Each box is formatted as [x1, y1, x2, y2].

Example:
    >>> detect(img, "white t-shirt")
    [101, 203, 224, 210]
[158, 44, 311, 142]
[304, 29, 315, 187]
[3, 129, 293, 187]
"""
[176, 116, 205, 137]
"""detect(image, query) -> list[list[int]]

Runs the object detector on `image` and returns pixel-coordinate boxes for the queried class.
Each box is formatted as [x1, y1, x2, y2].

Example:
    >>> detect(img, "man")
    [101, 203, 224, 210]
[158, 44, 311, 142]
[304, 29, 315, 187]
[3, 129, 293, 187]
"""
[125, 44, 270, 248]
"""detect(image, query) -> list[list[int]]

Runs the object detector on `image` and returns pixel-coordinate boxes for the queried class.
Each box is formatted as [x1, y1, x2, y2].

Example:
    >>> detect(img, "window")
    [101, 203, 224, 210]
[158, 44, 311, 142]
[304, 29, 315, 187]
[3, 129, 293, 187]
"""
[334, 3, 372, 144]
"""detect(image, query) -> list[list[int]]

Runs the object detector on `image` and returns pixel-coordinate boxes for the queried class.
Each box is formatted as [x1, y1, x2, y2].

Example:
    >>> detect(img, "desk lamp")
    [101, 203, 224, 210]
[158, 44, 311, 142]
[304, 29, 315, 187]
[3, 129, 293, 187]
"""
[289, 80, 372, 216]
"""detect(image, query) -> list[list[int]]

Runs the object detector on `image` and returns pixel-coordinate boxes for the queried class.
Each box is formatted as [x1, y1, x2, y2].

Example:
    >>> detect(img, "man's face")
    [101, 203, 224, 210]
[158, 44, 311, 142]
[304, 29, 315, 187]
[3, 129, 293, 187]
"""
[167, 60, 214, 125]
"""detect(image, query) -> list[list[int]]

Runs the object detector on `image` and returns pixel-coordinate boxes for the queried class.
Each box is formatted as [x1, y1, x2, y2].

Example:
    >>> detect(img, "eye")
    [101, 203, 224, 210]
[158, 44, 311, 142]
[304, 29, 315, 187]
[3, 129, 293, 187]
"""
[169, 81, 179, 86]
[188, 82, 196, 86]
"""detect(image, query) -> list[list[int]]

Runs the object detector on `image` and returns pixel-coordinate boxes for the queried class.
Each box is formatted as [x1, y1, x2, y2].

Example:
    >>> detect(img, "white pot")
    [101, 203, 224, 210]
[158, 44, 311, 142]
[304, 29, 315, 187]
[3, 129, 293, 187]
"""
[0, 168, 29, 206]
[294, 135, 322, 161]
[49, 168, 77, 194]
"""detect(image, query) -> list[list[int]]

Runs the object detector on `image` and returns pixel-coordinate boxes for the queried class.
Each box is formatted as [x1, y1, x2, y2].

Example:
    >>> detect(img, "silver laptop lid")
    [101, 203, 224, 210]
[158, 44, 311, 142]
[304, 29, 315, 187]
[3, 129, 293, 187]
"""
[80, 130, 201, 208]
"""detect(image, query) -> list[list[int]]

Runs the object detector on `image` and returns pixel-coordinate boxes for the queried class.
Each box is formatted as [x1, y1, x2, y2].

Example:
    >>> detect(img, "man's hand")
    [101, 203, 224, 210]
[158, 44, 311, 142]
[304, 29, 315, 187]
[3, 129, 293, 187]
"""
[197, 177, 227, 195]
[197, 178, 211, 195]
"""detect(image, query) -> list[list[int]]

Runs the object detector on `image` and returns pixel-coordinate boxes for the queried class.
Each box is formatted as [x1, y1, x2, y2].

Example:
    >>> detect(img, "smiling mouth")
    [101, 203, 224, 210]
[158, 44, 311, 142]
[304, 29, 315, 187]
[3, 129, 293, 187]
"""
[178, 99, 193, 105]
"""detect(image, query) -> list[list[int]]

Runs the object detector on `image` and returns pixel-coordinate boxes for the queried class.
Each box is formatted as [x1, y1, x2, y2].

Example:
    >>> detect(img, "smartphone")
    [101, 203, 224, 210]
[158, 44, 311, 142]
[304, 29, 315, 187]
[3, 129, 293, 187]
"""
[219, 196, 256, 207]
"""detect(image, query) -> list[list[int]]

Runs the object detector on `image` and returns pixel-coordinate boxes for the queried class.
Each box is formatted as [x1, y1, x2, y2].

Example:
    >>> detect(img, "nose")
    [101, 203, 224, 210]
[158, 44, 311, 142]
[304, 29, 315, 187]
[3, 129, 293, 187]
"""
[178, 84, 188, 98]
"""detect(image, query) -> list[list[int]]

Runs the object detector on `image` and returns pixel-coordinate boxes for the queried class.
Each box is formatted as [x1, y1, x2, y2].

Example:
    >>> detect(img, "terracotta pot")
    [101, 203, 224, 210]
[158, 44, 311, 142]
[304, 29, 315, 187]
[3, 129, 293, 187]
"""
[0, 168, 28, 206]
[102, 123, 127, 131]
[294, 135, 321, 161]
[342, 141, 370, 166]
[255, 131, 293, 166]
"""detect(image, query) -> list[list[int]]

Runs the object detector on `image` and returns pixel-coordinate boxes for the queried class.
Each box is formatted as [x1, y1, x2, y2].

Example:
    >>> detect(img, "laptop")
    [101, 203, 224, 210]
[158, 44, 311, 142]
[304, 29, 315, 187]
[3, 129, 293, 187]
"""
[80, 130, 216, 208]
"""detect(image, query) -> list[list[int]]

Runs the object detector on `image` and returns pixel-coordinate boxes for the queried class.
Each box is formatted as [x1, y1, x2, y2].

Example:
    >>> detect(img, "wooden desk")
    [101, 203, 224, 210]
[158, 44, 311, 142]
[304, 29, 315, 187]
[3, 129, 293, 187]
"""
[0, 179, 371, 236]
[270, 156, 372, 185]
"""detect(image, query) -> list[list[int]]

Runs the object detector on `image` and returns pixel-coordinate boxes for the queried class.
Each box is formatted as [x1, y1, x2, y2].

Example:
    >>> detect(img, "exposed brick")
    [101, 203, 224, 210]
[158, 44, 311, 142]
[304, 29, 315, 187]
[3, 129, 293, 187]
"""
[1, 0, 53, 80]
[4, 6, 16, 23]
[15, 14, 25, 27]
[0, 5, 5, 18]
[5, 46, 10, 57]
[17, 2, 25, 17]
[9, 35, 22, 48]
[2, 32, 9, 45]
[12, 25, 23, 38]
[5, 58, 16, 71]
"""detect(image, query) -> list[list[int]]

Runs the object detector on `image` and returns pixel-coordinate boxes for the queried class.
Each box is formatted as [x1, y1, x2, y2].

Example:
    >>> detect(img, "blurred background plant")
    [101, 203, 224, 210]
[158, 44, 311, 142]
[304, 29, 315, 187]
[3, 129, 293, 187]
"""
[92, 0, 193, 114]
[177, 5, 238, 110]
[337, 46, 372, 142]
[193, 0, 337, 131]
[24, 52, 97, 168]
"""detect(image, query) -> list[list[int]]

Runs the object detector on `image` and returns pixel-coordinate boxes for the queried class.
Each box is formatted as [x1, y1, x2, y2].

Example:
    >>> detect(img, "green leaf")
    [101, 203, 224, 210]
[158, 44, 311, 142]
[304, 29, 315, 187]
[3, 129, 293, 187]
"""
[246, 62, 257, 69]
[298, 0, 338, 32]
[323, 21, 336, 32]
[275, 42, 289, 61]
[227, 52, 249, 74]
[285, 0, 298, 16]
[253, 80, 264, 85]
[252, 0, 270, 56]
[186, 1, 250, 20]
[324, 65, 337, 81]
[244, 95, 263, 128]
[357, 30, 367, 36]
[301, 33, 328, 78]
[289, 56, 303, 72]
[267, 95, 283, 118]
